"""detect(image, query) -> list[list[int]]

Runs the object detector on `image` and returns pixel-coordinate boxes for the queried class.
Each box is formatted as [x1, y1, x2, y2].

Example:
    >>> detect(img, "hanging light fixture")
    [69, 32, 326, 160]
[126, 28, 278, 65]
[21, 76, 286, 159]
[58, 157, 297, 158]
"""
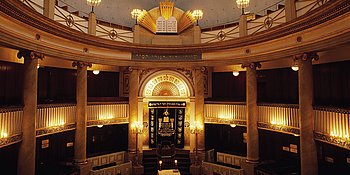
[86, 0, 102, 13]
[192, 10, 203, 26]
[131, 9, 142, 25]
[236, 0, 250, 15]
[93, 70, 100, 75]
[291, 58, 299, 71]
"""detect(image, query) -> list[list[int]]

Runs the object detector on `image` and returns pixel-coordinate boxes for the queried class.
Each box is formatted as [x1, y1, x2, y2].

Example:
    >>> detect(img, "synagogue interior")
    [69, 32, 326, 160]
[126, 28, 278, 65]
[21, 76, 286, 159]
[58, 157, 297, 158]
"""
[0, 0, 350, 175]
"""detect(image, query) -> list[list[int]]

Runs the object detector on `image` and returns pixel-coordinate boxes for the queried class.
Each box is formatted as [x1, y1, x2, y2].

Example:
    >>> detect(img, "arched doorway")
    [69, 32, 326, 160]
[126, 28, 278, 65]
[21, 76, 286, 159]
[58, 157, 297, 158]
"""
[138, 70, 194, 149]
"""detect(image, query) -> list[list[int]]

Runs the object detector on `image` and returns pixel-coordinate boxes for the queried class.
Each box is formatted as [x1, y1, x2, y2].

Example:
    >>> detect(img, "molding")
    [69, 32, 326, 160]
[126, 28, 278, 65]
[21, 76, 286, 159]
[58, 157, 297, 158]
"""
[314, 132, 350, 150]
[87, 118, 129, 127]
[36, 124, 76, 137]
[204, 118, 247, 126]
[0, 134, 22, 148]
[258, 122, 300, 135]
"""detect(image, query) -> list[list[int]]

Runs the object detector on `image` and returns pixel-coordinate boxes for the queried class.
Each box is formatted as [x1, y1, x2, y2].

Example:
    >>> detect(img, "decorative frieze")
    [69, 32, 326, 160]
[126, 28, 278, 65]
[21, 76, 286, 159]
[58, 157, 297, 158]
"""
[314, 132, 350, 150]
[0, 134, 22, 148]
[258, 122, 300, 135]
[36, 124, 76, 137]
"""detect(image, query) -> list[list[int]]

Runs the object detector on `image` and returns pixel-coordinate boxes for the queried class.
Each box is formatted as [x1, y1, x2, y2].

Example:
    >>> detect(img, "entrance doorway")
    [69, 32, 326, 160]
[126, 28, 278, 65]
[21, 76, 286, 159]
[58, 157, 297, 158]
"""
[148, 102, 185, 148]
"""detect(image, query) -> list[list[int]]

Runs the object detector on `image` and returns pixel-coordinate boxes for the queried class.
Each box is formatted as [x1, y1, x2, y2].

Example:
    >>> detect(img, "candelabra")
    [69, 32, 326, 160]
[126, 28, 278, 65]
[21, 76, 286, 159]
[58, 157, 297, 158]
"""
[131, 121, 143, 166]
[190, 121, 203, 165]
[86, 0, 101, 13]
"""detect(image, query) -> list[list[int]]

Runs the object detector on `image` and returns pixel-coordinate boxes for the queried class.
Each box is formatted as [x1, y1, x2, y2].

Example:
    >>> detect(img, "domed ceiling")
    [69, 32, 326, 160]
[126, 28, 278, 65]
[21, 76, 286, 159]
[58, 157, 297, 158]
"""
[59, 0, 283, 28]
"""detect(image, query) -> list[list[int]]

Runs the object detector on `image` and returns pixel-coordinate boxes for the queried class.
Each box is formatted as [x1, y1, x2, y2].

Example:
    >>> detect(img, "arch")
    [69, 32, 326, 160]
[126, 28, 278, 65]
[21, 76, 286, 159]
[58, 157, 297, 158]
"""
[139, 70, 194, 97]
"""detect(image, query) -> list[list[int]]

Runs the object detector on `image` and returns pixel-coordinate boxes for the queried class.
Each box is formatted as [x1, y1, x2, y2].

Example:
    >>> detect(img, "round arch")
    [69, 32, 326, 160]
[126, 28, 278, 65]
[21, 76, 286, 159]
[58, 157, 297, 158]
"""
[138, 70, 194, 98]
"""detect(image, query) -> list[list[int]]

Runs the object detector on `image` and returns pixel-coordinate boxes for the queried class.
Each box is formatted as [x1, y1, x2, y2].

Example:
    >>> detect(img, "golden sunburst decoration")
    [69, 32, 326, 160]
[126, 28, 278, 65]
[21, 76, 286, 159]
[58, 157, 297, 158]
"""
[138, 10, 157, 33]
[177, 10, 196, 33]
[160, 0, 174, 20]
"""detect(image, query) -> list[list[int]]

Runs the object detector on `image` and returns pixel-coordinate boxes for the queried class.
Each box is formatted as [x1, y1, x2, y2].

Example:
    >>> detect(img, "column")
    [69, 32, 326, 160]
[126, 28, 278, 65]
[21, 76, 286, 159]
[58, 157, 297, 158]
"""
[285, 0, 297, 22]
[88, 12, 97, 35]
[193, 25, 201, 44]
[194, 67, 205, 151]
[73, 61, 92, 175]
[43, 0, 55, 19]
[297, 53, 318, 175]
[133, 25, 141, 43]
[17, 51, 43, 175]
[128, 67, 144, 175]
[242, 62, 260, 175]
[239, 14, 248, 37]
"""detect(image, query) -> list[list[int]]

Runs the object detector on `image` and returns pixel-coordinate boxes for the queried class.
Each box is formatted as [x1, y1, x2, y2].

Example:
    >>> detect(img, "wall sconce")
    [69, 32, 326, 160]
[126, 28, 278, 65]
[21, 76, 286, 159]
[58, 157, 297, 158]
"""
[131, 121, 143, 166]
[190, 121, 203, 166]
[131, 8, 142, 25]
[232, 71, 240, 76]
[86, 0, 102, 13]
[0, 131, 8, 139]
[192, 10, 203, 26]
[159, 160, 163, 171]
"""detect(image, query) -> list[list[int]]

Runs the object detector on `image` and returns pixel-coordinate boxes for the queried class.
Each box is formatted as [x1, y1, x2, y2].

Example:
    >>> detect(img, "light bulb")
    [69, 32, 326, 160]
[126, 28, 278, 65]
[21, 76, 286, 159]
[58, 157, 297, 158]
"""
[93, 70, 100, 75]
[291, 65, 298, 71]
[232, 71, 240, 76]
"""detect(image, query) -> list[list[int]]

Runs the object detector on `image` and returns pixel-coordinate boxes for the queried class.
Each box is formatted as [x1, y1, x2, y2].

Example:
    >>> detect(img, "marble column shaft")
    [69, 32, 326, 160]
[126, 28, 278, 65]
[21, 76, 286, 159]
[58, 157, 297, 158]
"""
[298, 56, 318, 175]
[194, 68, 205, 150]
[128, 68, 138, 152]
[246, 64, 259, 163]
[75, 63, 88, 163]
[17, 53, 39, 175]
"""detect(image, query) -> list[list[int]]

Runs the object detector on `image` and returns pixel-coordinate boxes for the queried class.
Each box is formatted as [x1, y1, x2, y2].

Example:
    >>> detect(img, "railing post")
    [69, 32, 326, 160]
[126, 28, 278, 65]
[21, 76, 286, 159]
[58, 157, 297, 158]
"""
[43, 0, 55, 19]
[285, 0, 297, 21]
[17, 50, 43, 175]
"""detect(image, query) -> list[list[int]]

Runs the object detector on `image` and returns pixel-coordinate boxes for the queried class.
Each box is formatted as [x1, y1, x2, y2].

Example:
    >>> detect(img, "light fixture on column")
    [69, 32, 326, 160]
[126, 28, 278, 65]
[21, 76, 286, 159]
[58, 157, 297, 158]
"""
[87, 0, 101, 13]
[192, 10, 203, 26]
[236, 0, 250, 15]
[190, 120, 203, 165]
[232, 70, 240, 76]
[131, 9, 142, 25]
[291, 58, 299, 71]
[93, 70, 100, 75]
[131, 121, 143, 166]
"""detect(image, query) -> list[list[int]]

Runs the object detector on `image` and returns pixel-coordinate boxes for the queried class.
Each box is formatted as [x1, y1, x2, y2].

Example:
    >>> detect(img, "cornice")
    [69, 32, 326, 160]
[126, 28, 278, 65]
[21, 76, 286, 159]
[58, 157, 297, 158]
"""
[0, 0, 349, 66]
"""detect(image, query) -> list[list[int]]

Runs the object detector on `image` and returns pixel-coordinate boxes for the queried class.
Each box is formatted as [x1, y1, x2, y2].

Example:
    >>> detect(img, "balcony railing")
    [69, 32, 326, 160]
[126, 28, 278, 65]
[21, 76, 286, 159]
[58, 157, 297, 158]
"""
[0, 107, 23, 148]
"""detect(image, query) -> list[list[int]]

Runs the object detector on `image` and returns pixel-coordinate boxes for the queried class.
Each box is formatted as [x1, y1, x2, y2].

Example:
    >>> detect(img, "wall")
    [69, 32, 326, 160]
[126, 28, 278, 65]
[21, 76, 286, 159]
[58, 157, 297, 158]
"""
[205, 124, 247, 156]
[87, 124, 128, 157]
[0, 143, 19, 175]
[0, 61, 23, 106]
[211, 72, 246, 101]
[316, 141, 350, 174]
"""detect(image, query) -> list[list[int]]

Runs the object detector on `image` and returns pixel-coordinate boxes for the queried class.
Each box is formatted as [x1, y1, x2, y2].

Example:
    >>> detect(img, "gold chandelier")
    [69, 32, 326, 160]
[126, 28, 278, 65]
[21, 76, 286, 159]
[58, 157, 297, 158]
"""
[86, 0, 101, 12]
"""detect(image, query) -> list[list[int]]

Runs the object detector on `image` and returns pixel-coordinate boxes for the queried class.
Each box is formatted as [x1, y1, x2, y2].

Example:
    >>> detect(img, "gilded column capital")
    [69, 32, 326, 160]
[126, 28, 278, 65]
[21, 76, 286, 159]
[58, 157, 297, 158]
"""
[17, 50, 45, 60]
[241, 62, 261, 69]
[294, 52, 319, 62]
[72, 61, 92, 68]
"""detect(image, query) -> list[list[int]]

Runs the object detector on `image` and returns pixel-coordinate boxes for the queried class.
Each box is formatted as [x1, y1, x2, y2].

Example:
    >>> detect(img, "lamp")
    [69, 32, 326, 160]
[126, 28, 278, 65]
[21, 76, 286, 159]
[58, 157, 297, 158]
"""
[192, 10, 203, 26]
[232, 70, 240, 76]
[291, 58, 299, 71]
[190, 121, 203, 165]
[93, 70, 100, 75]
[131, 121, 143, 166]
[131, 9, 142, 25]
[236, 0, 250, 15]
[86, 0, 101, 13]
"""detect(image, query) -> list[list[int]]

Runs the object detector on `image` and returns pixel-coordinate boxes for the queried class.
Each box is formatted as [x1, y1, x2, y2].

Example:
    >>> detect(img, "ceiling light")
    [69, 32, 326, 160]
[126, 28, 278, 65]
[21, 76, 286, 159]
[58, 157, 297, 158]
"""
[291, 65, 299, 71]
[230, 124, 237, 128]
[93, 70, 100, 75]
[232, 71, 239, 76]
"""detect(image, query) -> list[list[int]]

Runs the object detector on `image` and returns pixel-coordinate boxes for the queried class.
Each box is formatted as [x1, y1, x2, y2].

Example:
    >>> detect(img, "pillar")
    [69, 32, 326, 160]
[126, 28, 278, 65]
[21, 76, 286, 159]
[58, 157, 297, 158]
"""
[88, 12, 97, 35]
[297, 53, 318, 175]
[242, 62, 260, 175]
[133, 25, 141, 43]
[43, 0, 55, 19]
[239, 14, 248, 37]
[193, 26, 201, 44]
[194, 67, 205, 151]
[17, 51, 43, 175]
[285, 0, 297, 22]
[73, 61, 92, 175]
[128, 67, 138, 153]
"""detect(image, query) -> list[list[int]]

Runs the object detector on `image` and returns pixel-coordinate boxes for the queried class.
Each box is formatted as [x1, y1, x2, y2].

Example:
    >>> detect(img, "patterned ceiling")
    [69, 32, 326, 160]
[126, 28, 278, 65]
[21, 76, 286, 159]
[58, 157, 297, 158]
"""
[59, 0, 283, 28]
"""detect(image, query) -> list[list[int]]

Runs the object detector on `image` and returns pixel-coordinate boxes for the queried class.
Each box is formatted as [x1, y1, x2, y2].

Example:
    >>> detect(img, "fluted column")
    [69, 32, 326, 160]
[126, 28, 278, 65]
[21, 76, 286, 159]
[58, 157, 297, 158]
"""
[17, 51, 43, 175]
[43, 0, 55, 19]
[194, 67, 205, 151]
[297, 53, 318, 175]
[73, 61, 91, 164]
[88, 12, 96, 35]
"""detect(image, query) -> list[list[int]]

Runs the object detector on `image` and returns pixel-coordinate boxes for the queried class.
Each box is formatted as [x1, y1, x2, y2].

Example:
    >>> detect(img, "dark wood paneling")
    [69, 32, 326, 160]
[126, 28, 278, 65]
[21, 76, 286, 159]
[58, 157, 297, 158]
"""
[87, 71, 119, 100]
[205, 124, 247, 156]
[0, 143, 19, 175]
[211, 72, 246, 102]
[87, 124, 128, 157]
[317, 141, 350, 175]
[35, 130, 75, 175]
[0, 61, 23, 106]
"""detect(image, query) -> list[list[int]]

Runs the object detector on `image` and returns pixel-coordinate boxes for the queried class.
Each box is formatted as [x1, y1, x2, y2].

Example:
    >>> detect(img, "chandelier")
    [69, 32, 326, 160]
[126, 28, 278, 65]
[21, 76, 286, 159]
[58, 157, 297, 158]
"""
[192, 10, 203, 26]
[236, 0, 249, 14]
[86, 0, 102, 12]
[131, 9, 142, 24]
